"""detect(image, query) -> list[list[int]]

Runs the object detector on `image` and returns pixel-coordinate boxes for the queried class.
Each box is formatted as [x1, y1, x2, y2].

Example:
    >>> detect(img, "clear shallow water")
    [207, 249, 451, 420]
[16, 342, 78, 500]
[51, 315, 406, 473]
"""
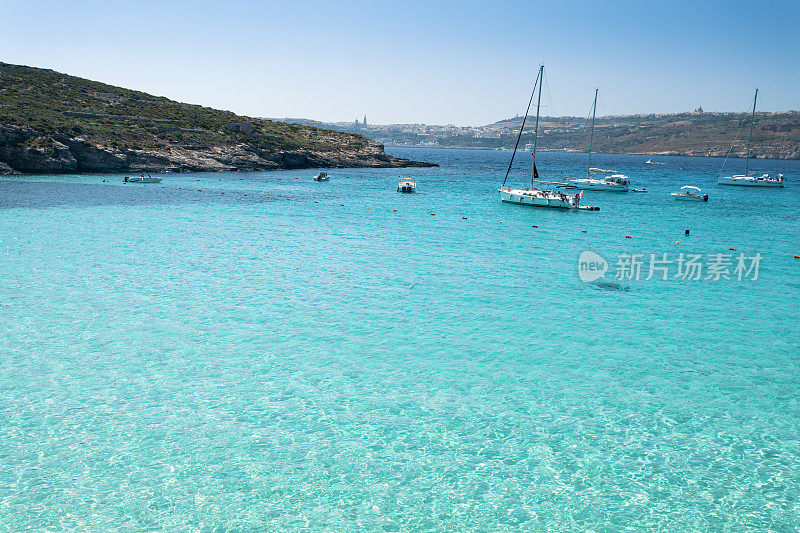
[1, 148, 799, 530]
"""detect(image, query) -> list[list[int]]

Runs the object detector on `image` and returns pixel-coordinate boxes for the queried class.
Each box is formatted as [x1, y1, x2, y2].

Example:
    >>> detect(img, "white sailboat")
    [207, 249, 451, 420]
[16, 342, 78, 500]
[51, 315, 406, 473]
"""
[498, 65, 598, 211]
[566, 89, 631, 192]
[718, 89, 786, 187]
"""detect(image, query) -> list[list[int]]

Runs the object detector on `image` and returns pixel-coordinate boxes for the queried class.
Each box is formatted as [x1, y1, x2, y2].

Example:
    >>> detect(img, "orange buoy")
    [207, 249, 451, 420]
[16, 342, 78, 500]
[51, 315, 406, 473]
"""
[462, 217, 467, 220]
[244, 194, 247, 196]
[625, 235, 631, 239]
[499, 221, 503, 223]
[532, 225, 537, 228]
[221, 192, 224, 194]
[198, 189, 201, 191]
[314, 201, 318, 203]
[795, 255, 800, 259]
[581, 230, 587, 233]
[430, 213, 435, 216]
[393, 209, 397, 212]
[340, 204, 344, 206]
[729, 248, 736, 251]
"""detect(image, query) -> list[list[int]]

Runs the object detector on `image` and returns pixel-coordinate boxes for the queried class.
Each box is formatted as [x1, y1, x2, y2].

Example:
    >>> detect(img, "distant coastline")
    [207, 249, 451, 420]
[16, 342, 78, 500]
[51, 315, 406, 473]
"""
[282, 111, 800, 161]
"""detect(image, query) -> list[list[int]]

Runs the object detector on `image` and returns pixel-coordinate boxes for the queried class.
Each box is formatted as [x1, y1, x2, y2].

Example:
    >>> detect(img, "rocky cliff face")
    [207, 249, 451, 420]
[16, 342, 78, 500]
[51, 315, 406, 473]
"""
[0, 124, 433, 175]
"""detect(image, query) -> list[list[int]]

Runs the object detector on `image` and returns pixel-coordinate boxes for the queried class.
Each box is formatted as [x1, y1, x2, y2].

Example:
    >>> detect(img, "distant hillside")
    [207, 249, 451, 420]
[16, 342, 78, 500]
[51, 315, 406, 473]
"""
[285, 111, 800, 160]
[0, 63, 433, 174]
[485, 112, 800, 159]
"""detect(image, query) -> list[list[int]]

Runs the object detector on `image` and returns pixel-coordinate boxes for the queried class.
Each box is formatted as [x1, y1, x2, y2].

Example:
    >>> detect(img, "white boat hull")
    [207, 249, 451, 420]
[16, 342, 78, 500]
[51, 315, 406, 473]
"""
[499, 188, 579, 209]
[566, 181, 628, 192]
[671, 193, 708, 202]
[124, 177, 162, 183]
[718, 175, 785, 187]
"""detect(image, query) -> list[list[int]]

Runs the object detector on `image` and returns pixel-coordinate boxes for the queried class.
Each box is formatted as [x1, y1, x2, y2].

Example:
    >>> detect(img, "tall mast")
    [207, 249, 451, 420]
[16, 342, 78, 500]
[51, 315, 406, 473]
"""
[587, 88, 598, 177]
[501, 67, 541, 187]
[531, 64, 544, 189]
[745, 88, 758, 176]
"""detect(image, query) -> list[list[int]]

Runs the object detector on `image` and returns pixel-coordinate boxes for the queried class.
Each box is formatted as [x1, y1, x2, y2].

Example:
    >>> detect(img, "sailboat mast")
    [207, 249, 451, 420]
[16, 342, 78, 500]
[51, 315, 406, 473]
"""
[745, 88, 758, 176]
[531, 64, 544, 188]
[587, 88, 598, 177]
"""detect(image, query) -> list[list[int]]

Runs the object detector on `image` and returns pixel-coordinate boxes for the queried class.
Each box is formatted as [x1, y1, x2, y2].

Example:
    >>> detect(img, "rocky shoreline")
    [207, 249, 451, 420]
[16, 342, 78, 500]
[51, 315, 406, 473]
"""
[0, 124, 435, 175]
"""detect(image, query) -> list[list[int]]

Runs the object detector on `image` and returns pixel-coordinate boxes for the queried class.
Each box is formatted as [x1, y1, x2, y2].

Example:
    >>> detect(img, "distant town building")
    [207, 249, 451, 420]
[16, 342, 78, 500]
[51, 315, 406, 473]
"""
[363, 115, 367, 127]
[694, 106, 704, 113]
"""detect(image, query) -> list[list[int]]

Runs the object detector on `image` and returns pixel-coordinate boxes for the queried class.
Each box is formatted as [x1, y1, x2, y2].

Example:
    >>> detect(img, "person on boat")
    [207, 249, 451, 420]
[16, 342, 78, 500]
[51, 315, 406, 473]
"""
[124, 176, 128, 183]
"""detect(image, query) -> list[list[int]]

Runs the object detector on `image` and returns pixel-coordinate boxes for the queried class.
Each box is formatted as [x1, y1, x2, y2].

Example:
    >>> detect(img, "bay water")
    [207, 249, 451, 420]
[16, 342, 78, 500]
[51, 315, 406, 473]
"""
[1, 147, 799, 530]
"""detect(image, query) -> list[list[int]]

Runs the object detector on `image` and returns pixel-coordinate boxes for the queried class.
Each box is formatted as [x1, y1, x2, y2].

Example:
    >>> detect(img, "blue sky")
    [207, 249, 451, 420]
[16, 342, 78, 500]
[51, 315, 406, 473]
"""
[2, 0, 798, 125]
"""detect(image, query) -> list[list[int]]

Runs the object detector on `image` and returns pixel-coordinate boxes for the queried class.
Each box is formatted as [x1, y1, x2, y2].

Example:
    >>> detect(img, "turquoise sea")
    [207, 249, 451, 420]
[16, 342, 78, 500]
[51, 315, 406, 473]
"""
[1, 147, 799, 530]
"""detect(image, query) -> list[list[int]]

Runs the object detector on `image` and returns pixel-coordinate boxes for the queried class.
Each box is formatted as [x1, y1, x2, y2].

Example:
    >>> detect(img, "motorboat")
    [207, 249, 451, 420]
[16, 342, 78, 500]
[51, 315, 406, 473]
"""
[671, 185, 708, 202]
[124, 175, 162, 184]
[397, 180, 416, 193]
[567, 173, 630, 192]
[313, 171, 330, 182]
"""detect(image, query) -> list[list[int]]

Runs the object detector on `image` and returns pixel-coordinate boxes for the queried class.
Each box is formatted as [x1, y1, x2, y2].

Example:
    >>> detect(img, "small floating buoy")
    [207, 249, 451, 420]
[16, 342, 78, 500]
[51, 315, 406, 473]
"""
[367, 207, 370, 209]
[794, 255, 800, 259]
[393, 209, 397, 212]
[243, 194, 247, 196]
[221, 192, 224, 194]
[462, 217, 467, 220]
[198, 189, 201, 191]
[685, 229, 690, 235]
[581, 230, 587, 233]
[729, 248, 736, 251]
[676, 241, 680, 244]
[340, 204, 344, 206]
[625, 235, 631, 239]
[314, 201, 318, 203]
[532, 225, 537, 228]
[430, 213, 435, 216]
[499, 221, 503, 223]
[178, 187, 181, 189]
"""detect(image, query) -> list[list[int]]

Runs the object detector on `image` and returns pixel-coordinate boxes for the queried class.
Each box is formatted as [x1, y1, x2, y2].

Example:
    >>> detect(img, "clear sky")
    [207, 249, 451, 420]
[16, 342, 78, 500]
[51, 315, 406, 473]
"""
[2, 0, 798, 125]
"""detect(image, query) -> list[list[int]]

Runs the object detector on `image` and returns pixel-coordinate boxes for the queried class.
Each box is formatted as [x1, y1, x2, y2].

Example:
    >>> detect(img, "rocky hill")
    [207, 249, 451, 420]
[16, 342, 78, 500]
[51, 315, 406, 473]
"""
[0, 63, 433, 175]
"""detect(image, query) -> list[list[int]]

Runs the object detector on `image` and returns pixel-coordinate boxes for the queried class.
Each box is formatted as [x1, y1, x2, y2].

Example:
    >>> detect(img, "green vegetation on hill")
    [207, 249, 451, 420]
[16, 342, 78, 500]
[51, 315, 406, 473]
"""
[0, 62, 368, 153]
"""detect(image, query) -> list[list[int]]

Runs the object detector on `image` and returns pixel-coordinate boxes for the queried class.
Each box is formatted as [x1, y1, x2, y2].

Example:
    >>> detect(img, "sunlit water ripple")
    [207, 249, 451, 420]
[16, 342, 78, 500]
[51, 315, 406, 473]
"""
[1, 147, 798, 530]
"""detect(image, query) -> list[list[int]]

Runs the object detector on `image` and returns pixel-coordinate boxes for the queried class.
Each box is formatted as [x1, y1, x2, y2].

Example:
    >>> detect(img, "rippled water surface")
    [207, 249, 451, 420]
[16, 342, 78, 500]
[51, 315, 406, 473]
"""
[1, 148, 799, 530]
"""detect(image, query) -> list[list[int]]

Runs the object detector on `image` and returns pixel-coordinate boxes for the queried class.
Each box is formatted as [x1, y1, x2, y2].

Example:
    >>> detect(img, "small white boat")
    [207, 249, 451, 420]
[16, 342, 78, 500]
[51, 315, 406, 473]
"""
[397, 180, 416, 193]
[671, 185, 708, 202]
[645, 159, 654, 164]
[718, 89, 787, 188]
[567, 174, 630, 192]
[313, 171, 330, 182]
[124, 175, 162, 183]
